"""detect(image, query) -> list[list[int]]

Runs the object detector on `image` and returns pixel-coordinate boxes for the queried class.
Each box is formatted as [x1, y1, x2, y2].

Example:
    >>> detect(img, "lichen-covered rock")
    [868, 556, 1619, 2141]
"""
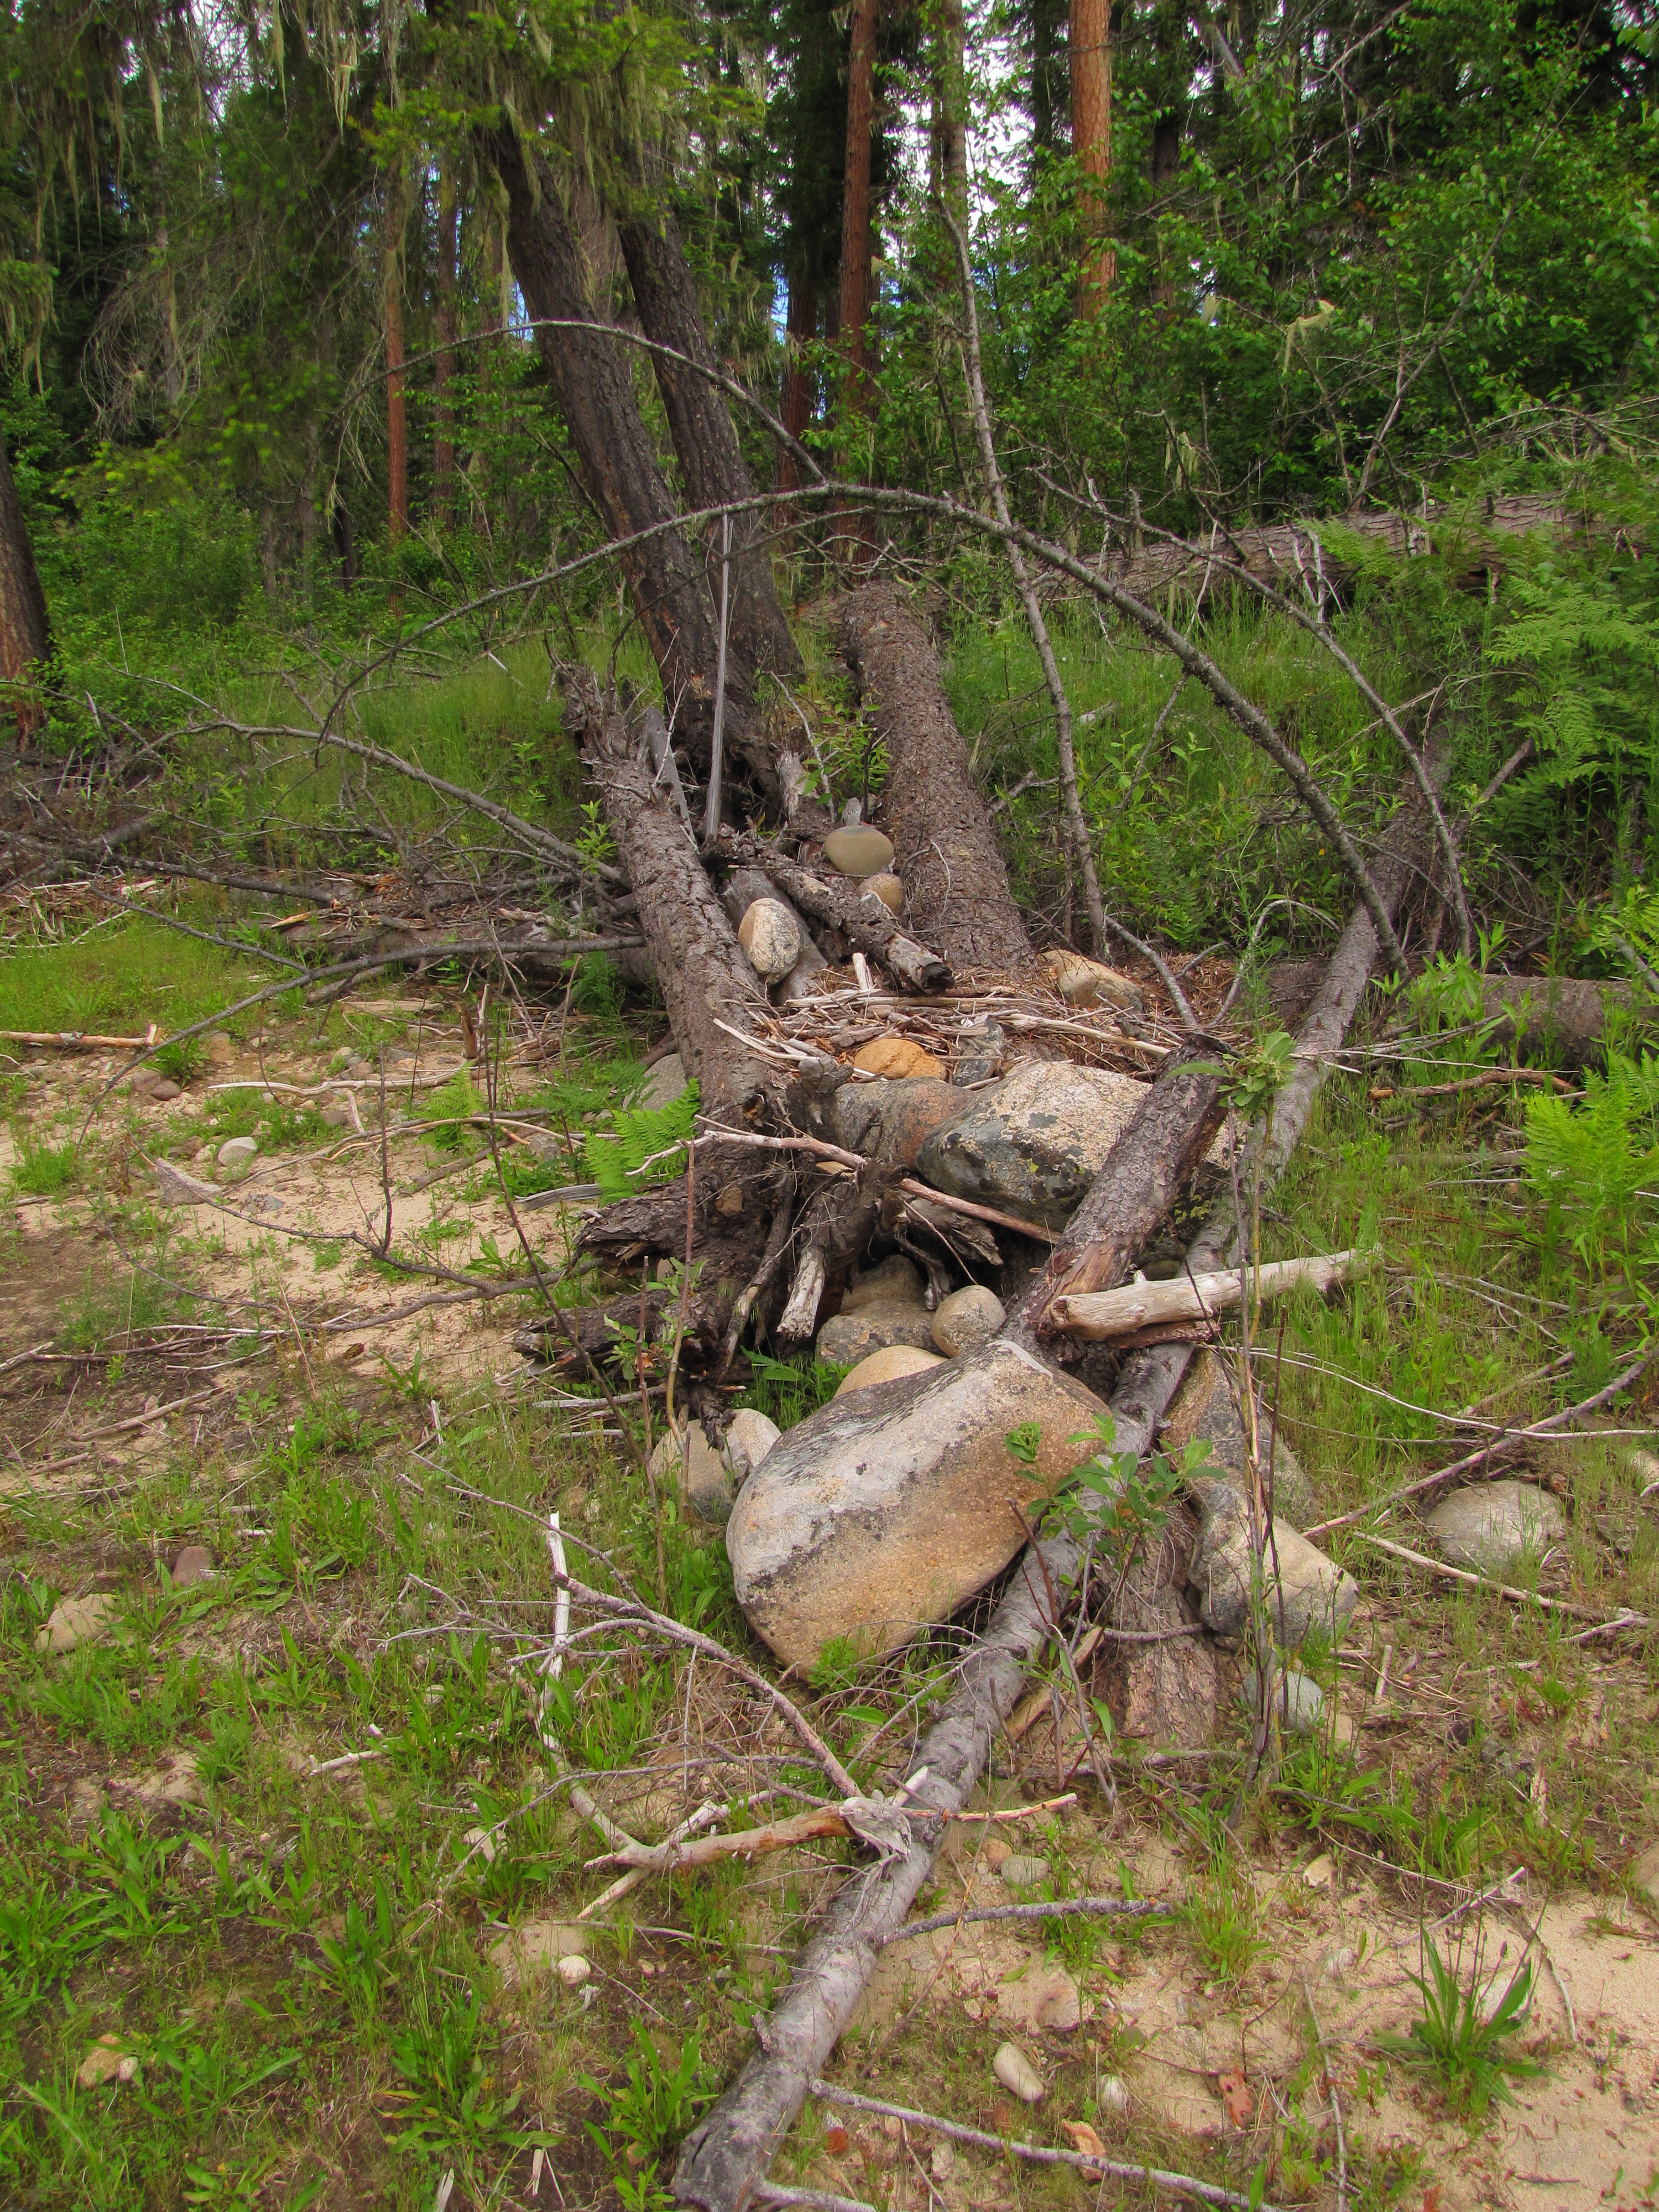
[1185, 1476, 1358, 1650]
[726, 1340, 1108, 1668]
[916, 1061, 1151, 1229]
[823, 825, 895, 879]
[816, 1300, 938, 1366]
[737, 898, 803, 981]
[931, 1284, 1005, 1355]
[832, 1077, 958, 1169]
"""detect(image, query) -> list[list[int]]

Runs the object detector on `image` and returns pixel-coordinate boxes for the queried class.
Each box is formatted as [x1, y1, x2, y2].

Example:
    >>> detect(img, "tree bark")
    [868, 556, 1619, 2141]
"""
[434, 160, 458, 530]
[932, 0, 969, 220]
[618, 207, 801, 682]
[487, 126, 763, 789]
[1477, 973, 1655, 1071]
[1069, 0, 1114, 301]
[385, 171, 409, 543]
[776, 272, 817, 495]
[836, 0, 879, 564]
[0, 420, 50, 733]
[841, 586, 1034, 973]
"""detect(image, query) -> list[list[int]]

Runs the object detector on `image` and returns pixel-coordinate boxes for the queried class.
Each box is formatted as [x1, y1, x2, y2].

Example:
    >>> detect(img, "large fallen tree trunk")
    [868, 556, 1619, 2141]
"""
[841, 587, 1034, 973]
[1476, 972, 1655, 1072]
[674, 753, 1446, 2212]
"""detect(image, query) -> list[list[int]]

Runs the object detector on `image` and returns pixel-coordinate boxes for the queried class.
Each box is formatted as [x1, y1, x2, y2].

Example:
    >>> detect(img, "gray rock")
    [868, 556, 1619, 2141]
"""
[737, 898, 803, 981]
[724, 1408, 781, 1483]
[217, 1136, 257, 1170]
[36, 1593, 117, 1655]
[832, 1077, 959, 1170]
[171, 1545, 214, 1588]
[726, 1339, 1108, 1668]
[1243, 1666, 1325, 1735]
[1425, 1480, 1566, 1575]
[916, 1061, 1151, 1229]
[998, 1853, 1050, 1892]
[1157, 1348, 1318, 1527]
[1185, 1476, 1358, 1650]
[953, 1019, 1006, 1086]
[637, 1052, 687, 1113]
[149, 1078, 182, 1102]
[931, 1284, 1005, 1355]
[816, 1301, 939, 1366]
[649, 1424, 735, 1528]
[823, 826, 895, 879]
[842, 1254, 926, 1312]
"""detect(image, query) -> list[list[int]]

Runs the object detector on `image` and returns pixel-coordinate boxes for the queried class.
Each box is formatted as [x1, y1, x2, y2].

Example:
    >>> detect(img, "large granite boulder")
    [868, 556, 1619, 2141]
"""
[915, 1061, 1152, 1229]
[727, 1341, 1107, 1669]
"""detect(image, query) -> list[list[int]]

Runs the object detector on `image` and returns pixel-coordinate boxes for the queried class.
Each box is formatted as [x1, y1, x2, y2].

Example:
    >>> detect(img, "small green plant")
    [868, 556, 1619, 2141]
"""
[582, 2022, 719, 2176]
[154, 1036, 205, 1084]
[585, 1083, 701, 1201]
[1181, 1864, 1268, 1985]
[196, 1708, 252, 1787]
[1524, 1050, 1659, 1275]
[312, 1877, 395, 2017]
[385, 1979, 527, 2156]
[11, 1134, 79, 1196]
[1378, 1940, 1542, 2115]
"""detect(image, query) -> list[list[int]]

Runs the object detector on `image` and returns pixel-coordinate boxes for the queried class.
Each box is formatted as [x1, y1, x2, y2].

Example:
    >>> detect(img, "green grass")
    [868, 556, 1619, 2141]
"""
[9, 1134, 80, 1196]
[0, 920, 278, 1041]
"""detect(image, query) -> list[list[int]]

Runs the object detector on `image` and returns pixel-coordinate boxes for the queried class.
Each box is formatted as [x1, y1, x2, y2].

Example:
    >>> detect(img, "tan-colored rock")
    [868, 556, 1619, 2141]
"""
[842, 1254, 926, 1311]
[824, 826, 895, 879]
[171, 1545, 214, 1588]
[738, 898, 804, 981]
[557, 1953, 592, 1989]
[76, 2035, 137, 2089]
[832, 1078, 958, 1168]
[36, 1593, 117, 1655]
[1043, 950, 1144, 1014]
[489, 1919, 591, 1989]
[852, 1036, 945, 1082]
[816, 1301, 939, 1366]
[834, 1345, 946, 1396]
[993, 2043, 1045, 2103]
[931, 1284, 1005, 1355]
[724, 1407, 781, 1483]
[1629, 1838, 1659, 1914]
[1186, 1477, 1358, 1649]
[862, 872, 904, 915]
[1426, 1479, 1566, 1575]
[648, 1423, 735, 1527]
[727, 1339, 1109, 1668]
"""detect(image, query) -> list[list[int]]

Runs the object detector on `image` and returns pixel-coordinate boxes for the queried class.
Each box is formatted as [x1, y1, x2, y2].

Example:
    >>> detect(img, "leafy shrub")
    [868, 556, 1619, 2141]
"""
[584, 1083, 700, 1201]
[1524, 1050, 1659, 1273]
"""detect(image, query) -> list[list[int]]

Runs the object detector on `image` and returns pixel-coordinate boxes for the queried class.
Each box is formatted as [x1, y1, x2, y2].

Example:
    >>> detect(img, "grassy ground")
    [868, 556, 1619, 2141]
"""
[3, 893, 1658, 2208]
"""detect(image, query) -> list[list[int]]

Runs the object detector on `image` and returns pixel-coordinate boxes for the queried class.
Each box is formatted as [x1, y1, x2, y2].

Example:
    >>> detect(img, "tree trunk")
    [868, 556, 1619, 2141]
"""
[0, 420, 50, 734]
[617, 206, 801, 680]
[385, 172, 408, 542]
[487, 125, 767, 789]
[1029, 0, 1067, 157]
[435, 161, 458, 530]
[776, 273, 817, 495]
[1069, 0, 1114, 301]
[841, 586, 1034, 973]
[932, 0, 969, 220]
[836, 0, 879, 565]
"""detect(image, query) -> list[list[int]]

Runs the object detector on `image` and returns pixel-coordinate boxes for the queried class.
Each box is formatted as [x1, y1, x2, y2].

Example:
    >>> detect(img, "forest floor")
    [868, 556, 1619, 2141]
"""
[3, 943, 1658, 2211]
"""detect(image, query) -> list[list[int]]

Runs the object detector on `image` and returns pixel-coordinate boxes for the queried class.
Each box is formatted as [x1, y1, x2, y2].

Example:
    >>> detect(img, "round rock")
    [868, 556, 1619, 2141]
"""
[834, 1345, 947, 1396]
[737, 898, 803, 981]
[217, 1136, 258, 1170]
[853, 1036, 944, 1081]
[816, 1301, 939, 1366]
[1426, 1479, 1566, 1575]
[842, 1254, 926, 1312]
[998, 1853, 1050, 1892]
[993, 2043, 1044, 2104]
[724, 1407, 782, 1483]
[823, 826, 895, 879]
[931, 1285, 1005, 1355]
[862, 872, 904, 915]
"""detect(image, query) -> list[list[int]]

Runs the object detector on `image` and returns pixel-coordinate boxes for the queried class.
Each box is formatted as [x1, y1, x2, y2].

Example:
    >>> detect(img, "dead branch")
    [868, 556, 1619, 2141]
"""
[725, 834, 952, 992]
[1052, 1249, 1366, 1340]
[1351, 1532, 1649, 1630]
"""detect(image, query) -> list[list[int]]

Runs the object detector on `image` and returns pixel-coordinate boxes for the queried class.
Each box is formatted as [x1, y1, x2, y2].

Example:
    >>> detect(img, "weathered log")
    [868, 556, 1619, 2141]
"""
[840, 588, 1034, 973]
[1477, 973, 1653, 1072]
[567, 674, 779, 1117]
[1052, 1249, 1365, 1342]
[724, 833, 952, 992]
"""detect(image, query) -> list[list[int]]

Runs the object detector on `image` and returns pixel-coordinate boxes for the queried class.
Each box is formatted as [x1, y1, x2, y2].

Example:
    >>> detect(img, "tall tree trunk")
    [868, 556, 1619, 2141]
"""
[385, 171, 409, 542]
[617, 206, 801, 679]
[932, 0, 969, 219]
[1029, 0, 1066, 155]
[1069, 0, 1114, 301]
[434, 161, 458, 530]
[0, 421, 50, 735]
[836, 0, 879, 564]
[776, 272, 817, 494]
[486, 124, 759, 786]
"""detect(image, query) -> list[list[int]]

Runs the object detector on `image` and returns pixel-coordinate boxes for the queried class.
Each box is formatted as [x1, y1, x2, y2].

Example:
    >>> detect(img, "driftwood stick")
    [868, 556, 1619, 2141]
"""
[896, 1179, 1058, 1245]
[805, 2083, 1288, 2212]
[776, 1244, 828, 1342]
[878, 1896, 1161, 1945]
[1052, 1249, 1367, 1341]
[1350, 1533, 1650, 1629]
[586, 1792, 1077, 1877]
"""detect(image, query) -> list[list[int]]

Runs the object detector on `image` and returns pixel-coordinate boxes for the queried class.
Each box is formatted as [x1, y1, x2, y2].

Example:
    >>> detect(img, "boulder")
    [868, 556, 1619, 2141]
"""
[834, 1346, 946, 1396]
[853, 1036, 945, 1082]
[916, 1061, 1151, 1229]
[1185, 1476, 1358, 1650]
[723, 1408, 781, 1483]
[823, 826, 895, 879]
[36, 1593, 117, 1655]
[738, 898, 804, 981]
[726, 1339, 1108, 1668]
[842, 1254, 926, 1312]
[637, 1052, 688, 1112]
[1243, 1666, 1326, 1736]
[832, 1078, 958, 1168]
[217, 1136, 257, 1171]
[931, 1285, 1005, 1355]
[816, 1302, 939, 1366]
[1043, 950, 1144, 1016]
[1157, 1348, 1318, 1527]
[649, 1423, 735, 1528]
[1425, 1479, 1566, 1575]
[863, 872, 905, 915]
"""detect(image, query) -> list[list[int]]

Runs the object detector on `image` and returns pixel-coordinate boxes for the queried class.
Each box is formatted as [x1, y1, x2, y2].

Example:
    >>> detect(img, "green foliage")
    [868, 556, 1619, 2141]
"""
[1379, 1943, 1542, 2115]
[584, 1083, 701, 1202]
[582, 2021, 720, 2178]
[312, 1878, 396, 2018]
[385, 1980, 527, 2158]
[1524, 1051, 1659, 1275]
[0, 920, 270, 1041]
[8, 1134, 78, 1196]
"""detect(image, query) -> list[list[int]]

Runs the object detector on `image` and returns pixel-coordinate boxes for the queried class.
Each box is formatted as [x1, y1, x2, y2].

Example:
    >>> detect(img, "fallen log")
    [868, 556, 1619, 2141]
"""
[724, 833, 952, 993]
[1051, 1249, 1366, 1342]
[840, 588, 1034, 974]
[1478, 972, 1655, 1072]
[675, 754, 1444, 2212]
